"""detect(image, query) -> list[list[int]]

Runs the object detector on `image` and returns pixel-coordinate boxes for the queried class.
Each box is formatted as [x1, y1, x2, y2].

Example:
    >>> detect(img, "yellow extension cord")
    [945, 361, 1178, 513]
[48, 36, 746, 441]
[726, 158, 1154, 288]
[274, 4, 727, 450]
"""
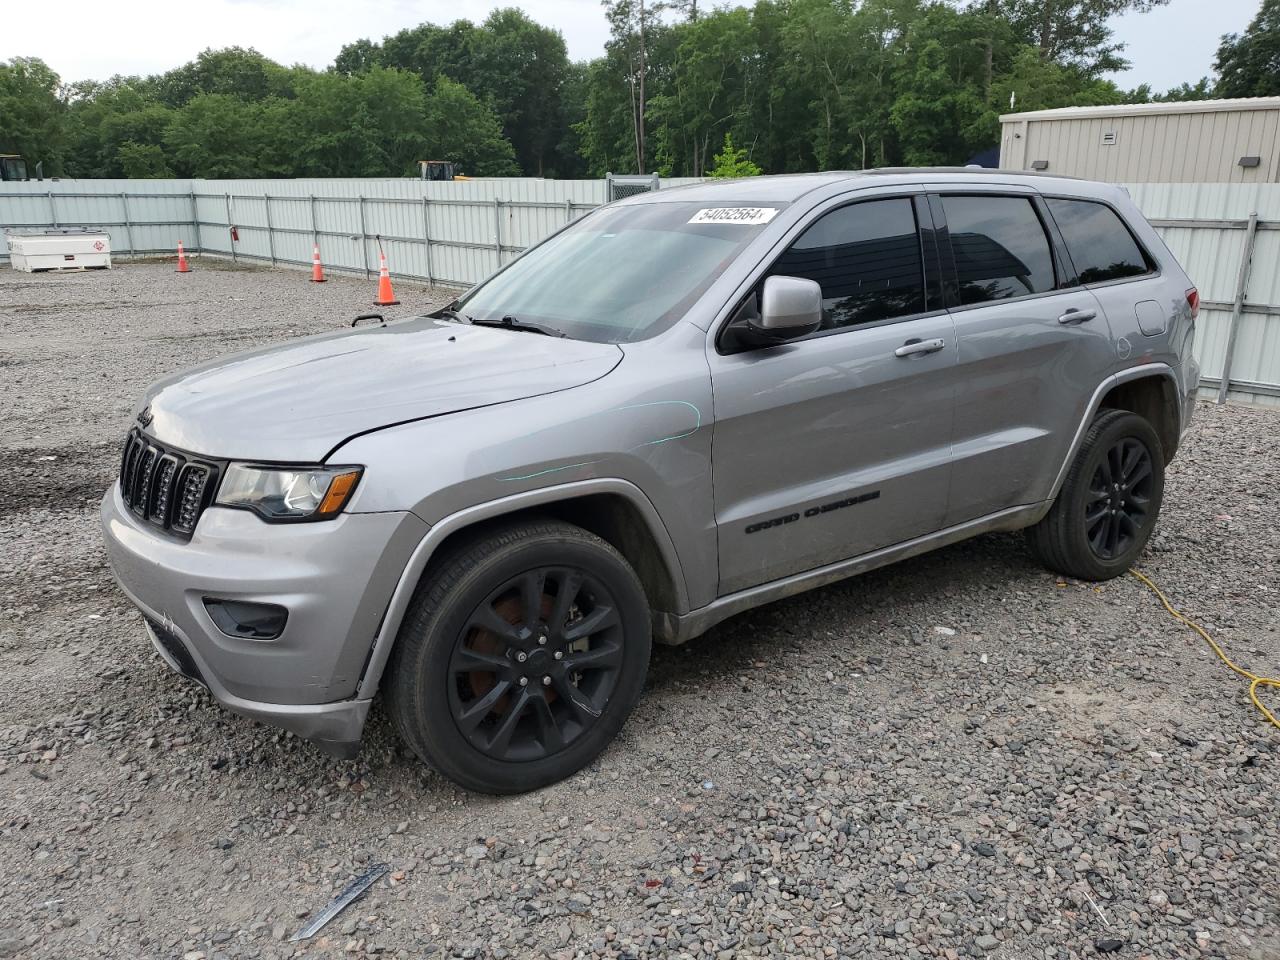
[1129, 568, 1280, 732]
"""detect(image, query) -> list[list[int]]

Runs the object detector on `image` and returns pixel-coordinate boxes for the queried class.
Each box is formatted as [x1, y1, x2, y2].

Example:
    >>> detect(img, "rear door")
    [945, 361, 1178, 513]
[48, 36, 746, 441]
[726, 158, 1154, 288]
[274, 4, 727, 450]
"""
[1040, 195, 1168, 370]
[708, 192, 960, 595]
[934, 188, 1117, 523]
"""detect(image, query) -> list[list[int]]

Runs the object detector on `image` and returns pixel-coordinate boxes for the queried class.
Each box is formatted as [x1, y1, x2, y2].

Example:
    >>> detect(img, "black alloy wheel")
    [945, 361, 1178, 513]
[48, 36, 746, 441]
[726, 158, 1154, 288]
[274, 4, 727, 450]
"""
[386, 519, 651, 794]
[448, 567, 624, 762]
[1084, 436, 1155, 560]
[1025, 408, 1166, 581]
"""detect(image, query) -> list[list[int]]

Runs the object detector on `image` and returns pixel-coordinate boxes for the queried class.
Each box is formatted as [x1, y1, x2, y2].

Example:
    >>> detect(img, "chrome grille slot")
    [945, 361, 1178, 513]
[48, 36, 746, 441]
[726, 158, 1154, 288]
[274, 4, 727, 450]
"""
[172, 464, 212, 535]
[116, 428, 221, 540]
[131, 446, 159, 514]
[149, 454, 180, 524]
[120, 434, 145, 498]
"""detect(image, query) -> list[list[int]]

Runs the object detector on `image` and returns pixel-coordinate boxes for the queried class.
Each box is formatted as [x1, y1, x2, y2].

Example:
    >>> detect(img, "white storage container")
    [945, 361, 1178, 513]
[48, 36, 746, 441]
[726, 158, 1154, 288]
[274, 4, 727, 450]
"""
[7, 231, 112, 272]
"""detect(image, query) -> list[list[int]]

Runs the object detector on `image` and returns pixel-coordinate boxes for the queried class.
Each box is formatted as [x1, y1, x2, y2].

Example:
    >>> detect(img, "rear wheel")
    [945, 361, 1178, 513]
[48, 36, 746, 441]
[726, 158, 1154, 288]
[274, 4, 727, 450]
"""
[386, 519, 651, 794]
[1026, 409, 1165, 581]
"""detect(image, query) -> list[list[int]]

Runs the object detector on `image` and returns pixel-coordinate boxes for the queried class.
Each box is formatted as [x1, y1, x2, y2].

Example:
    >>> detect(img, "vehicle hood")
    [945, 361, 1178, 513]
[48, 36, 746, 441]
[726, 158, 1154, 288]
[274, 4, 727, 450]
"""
[139, 318, 623, 462]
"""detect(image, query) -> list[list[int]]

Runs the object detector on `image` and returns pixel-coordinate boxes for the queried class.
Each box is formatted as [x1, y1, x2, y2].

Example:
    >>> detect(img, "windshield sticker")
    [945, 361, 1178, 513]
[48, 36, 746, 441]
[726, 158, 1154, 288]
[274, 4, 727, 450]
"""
[688, 207, 779, 226]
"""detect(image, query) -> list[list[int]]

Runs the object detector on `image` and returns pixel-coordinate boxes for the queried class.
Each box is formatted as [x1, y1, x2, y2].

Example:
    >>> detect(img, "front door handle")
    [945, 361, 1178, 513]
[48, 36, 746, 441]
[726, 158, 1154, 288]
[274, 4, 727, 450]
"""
[894, 337, 946, 358]
[1058, 308, 1097, 325]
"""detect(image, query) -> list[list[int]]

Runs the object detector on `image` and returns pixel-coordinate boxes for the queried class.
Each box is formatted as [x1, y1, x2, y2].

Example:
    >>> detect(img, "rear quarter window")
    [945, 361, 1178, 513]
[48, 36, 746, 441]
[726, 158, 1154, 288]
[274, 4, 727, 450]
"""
[1046, 198, 1154, 284]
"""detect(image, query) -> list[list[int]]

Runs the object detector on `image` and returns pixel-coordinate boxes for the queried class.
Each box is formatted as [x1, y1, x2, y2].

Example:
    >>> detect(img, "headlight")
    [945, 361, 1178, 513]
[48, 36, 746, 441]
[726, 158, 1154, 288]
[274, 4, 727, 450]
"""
[215, 464, 363, 521]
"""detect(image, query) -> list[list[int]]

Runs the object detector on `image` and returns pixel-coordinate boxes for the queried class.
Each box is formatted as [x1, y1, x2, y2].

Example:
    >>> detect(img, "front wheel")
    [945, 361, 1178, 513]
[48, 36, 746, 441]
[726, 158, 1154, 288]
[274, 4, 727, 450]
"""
[1026, 409, 1166, 581]
[386, 519, 652, 794]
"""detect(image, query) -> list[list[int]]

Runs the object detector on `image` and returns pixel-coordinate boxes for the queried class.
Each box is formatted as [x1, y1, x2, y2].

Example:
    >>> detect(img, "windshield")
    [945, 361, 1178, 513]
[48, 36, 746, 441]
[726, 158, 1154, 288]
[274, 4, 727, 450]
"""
[455, 200, 786, 343]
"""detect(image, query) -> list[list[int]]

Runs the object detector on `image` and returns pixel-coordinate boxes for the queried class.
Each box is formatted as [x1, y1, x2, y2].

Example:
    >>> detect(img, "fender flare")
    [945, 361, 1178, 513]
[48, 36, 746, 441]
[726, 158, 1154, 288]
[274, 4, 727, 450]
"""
[1048, 361, 1181, 501]
[354, 477, 689, 699]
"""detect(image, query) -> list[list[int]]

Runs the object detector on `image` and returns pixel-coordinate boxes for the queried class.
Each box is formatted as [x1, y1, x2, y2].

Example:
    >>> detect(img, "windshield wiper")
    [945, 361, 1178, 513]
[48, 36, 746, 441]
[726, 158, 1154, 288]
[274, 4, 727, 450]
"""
[434, 305, 472, 323]
[468, 315, 566, 338]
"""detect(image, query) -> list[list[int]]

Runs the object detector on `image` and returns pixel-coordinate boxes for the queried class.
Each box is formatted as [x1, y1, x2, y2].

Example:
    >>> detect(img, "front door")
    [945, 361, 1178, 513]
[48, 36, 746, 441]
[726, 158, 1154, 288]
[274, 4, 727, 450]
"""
[709, 194, 959, 596]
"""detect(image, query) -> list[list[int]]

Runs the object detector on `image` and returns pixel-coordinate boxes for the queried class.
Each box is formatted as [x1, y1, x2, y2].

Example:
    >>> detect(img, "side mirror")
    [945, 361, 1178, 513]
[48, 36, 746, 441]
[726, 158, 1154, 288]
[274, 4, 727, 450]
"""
[751, 275, 823, 342]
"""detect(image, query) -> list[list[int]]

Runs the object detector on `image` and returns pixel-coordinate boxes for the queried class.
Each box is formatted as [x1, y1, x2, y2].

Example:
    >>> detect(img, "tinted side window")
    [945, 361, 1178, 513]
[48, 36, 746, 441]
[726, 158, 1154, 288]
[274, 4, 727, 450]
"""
[941, 196, 1055, 304]
[770, 198, 924, 330]
[1047, 198, 1152, 283]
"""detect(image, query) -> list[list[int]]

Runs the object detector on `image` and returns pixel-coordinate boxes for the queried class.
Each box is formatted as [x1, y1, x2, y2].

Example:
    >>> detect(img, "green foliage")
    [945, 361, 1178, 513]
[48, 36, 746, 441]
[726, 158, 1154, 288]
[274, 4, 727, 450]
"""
[993, 47, 1125, 116]
[117, 142, 173, 178]
[0, 0, 1212, 181]
[334, 10, 577, 176]
[650, 7, 756, 176]
[707, 133, 761, 177]
[163, 94, 287, 178]
[153, 47, 299, 107]
[0, 57, 66, 173]
[284, 67, 439, 177]
[422, 76, 520, 176]
[1215, 0, 1280, 97]
[988, 0, 1171, 75]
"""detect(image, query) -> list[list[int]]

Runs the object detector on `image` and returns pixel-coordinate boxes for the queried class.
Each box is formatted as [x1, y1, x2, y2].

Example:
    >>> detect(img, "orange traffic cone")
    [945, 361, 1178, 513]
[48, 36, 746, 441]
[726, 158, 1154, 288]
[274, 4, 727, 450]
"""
[374, 251, 399, 306]
[175, 241, 191, 273]
[310, 244, 326, 283]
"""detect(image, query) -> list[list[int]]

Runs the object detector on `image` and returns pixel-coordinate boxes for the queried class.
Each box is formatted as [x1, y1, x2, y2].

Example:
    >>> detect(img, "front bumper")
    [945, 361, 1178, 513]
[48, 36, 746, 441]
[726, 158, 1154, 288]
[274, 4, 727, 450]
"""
[101, 483, 426, 755]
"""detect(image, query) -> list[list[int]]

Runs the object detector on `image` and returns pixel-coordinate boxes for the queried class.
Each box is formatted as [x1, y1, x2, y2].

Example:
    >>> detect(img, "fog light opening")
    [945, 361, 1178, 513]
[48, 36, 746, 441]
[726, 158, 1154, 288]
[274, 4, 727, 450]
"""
[203, 598, 288, 640]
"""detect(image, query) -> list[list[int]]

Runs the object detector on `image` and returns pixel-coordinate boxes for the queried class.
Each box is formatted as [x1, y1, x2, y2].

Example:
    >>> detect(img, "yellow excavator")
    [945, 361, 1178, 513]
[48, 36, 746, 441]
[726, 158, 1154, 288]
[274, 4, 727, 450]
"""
[418, 160, 472, 182]
[1, 154, 31, 181]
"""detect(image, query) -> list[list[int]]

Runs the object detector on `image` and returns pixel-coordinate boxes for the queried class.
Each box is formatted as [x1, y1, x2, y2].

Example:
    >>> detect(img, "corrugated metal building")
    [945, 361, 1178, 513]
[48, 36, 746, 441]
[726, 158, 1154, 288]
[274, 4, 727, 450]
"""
[999, 98, 1280, 182]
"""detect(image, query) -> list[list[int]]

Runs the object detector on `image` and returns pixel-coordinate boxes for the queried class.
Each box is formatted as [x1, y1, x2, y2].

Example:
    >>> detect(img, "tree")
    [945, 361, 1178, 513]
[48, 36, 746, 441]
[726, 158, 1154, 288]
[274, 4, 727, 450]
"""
[891, 39, 989, 165]
[469, 9, 574, 175]
[576, 51, 639, 175]
[554, 61, 591, 177]
[163, 94, 287, 178]
[422, 76, 520, 176]
[1, 0, 1197, 181]
[649, 7, 756, 176]
[781, 0, 910, 170]
[988, 0, 1171, 75]
[332, 39, 381, 76]
[1126, 78, 1215, 103]
[283, 67, 435, 177]
[1215, 0, 1280, 97]
[334, 14, 573, 175]
[890, 2, 1014, 166]
[63, 79, 175, 177]
[117, 142, 173, 178]
[603, 0, 664, 172]
[153, 47, 296, 107]
[707, 133, 761, 177]
[992, 46, 1125, 115]
[0, 57, 66, 174]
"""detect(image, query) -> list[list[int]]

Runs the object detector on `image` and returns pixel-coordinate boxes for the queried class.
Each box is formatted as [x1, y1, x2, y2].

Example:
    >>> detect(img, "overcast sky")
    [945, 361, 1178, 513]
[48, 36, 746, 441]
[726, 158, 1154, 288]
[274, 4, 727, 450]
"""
[3, 0, 1262, 92]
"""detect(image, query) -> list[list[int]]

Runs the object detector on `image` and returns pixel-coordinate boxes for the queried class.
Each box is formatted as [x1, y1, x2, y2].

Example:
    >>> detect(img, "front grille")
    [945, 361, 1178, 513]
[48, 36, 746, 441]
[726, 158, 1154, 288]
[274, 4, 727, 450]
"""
[118, 428, 222, 540]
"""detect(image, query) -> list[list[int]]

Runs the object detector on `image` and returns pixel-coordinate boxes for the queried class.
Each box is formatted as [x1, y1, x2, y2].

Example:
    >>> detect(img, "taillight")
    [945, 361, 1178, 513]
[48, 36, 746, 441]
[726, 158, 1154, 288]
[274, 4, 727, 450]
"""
[1186, 287, 1200, 319]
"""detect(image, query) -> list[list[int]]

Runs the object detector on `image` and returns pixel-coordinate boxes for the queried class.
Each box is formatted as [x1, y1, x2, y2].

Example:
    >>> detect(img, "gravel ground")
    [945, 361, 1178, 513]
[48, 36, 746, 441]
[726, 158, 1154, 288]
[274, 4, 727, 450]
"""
[1, 259, 1277, 960]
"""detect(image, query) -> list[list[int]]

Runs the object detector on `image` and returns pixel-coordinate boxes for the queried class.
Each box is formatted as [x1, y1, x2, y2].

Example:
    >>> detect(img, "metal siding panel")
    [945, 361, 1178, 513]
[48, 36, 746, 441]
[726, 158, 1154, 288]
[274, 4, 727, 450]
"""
[3, 176, 1276, 394]
[1113, 116, 1134, 181]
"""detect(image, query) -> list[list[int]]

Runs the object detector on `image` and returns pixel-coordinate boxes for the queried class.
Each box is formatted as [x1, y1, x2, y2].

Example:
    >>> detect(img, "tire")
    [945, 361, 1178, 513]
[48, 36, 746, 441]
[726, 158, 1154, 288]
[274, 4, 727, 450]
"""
[385, 519, 652, 794]
[1026, 409, 1166, 581]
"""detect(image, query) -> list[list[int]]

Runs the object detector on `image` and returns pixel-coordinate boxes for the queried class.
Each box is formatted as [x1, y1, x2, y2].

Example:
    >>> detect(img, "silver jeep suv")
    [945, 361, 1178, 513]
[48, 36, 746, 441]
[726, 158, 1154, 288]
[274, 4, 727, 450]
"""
[102, 171, 1200, 793]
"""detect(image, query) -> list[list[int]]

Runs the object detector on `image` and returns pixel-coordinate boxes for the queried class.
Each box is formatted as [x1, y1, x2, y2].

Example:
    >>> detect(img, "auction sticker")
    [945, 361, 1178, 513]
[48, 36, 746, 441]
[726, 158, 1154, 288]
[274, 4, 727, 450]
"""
[688, 207, 779, 225]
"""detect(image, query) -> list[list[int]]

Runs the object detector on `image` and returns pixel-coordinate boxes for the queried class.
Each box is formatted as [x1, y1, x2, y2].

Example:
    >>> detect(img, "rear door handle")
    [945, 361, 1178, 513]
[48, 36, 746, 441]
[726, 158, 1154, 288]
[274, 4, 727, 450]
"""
[1058, 308, 1097, 325]
[894, 337, 946, 358]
